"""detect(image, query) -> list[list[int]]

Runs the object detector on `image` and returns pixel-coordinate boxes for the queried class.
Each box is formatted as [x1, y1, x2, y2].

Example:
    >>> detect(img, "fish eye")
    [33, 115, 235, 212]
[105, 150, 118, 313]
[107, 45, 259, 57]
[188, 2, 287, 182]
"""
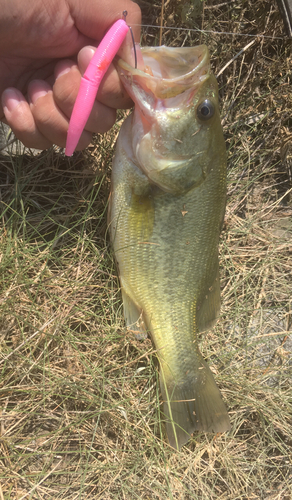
[197, 100, 215, 120]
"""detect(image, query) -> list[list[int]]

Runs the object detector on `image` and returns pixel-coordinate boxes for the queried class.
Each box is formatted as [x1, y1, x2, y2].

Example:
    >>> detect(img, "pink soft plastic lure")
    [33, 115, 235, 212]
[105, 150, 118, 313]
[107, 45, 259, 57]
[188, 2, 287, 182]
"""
[65, 18, 129, 156]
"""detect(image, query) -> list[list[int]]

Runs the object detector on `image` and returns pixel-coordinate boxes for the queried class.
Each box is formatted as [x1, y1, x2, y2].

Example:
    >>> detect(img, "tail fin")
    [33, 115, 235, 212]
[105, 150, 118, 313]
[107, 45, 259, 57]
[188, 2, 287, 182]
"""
[160, 359, 230, 450]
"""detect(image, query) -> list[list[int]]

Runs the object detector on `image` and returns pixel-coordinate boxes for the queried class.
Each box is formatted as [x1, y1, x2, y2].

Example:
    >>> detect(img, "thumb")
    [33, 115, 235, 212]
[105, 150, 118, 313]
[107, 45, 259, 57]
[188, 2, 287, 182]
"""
[68, 0, 141, 42]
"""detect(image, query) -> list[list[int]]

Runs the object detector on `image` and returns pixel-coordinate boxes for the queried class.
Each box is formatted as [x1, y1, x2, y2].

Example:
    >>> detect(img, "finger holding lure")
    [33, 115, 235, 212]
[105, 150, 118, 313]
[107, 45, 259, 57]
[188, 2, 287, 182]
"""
[65, 12, 137, 156]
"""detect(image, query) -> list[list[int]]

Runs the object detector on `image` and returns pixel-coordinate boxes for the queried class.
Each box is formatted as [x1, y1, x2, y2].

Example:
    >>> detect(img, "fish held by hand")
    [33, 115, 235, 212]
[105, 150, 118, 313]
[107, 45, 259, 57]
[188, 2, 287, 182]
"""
[109, 44, 230, 450]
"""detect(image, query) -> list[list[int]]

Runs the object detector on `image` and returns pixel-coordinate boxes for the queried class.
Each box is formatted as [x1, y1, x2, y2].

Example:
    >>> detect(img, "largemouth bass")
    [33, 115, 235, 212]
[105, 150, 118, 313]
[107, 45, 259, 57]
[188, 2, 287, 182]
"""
[109, 45, 230, 450]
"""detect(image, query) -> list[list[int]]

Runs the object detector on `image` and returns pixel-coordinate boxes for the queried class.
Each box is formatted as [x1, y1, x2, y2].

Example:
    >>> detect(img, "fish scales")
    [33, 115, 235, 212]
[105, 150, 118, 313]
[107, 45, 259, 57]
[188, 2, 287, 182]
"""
[109, 45, 230, 449]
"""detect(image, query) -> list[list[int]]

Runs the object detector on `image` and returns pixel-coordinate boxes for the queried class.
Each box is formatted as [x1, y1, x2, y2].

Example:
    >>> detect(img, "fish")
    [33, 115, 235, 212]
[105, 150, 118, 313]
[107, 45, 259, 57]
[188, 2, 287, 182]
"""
[108, 44, 230, 450]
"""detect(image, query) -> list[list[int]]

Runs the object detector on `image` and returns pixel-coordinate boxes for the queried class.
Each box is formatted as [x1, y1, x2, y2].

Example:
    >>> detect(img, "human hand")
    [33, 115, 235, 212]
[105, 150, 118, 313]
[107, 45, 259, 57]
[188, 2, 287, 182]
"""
[0, 0, 141, 151]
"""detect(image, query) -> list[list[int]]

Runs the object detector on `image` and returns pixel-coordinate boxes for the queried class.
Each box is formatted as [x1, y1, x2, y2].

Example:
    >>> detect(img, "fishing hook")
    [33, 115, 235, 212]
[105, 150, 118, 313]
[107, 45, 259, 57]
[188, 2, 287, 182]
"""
[123, 10, 137, 69]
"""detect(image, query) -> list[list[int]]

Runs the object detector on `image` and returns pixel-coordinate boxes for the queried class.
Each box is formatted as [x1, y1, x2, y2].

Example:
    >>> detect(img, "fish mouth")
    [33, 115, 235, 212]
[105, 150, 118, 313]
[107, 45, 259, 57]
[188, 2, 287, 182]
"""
[117, 45, 210, 99]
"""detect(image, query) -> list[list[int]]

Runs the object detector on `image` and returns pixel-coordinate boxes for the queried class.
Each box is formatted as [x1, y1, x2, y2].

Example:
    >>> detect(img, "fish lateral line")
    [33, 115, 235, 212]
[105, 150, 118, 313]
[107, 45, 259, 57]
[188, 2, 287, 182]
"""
[137, 241, 160, 245]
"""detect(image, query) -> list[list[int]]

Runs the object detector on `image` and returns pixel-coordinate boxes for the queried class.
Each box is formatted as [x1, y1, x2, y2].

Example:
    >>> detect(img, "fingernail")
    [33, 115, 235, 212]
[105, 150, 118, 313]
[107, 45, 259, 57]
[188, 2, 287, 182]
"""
[55, 62, 78, 80]
[55, 66, 71, 80]
[2, 88, 23, 114]
[30, 89, 49, 105]
[28, 80, 51, 105]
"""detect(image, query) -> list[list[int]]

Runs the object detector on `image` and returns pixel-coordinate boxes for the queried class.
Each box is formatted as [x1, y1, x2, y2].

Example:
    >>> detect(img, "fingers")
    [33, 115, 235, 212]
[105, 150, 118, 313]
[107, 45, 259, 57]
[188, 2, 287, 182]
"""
[0, 54, 121, 151]
[1, 81, 93, 151]
[28, 79, 93, 150]
[53, 58, 118, 130]
[1, 88, 52, 150]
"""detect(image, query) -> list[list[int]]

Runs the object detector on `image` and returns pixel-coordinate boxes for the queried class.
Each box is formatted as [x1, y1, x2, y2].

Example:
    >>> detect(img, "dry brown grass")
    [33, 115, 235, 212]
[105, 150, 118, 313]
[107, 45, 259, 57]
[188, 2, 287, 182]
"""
[0, 1, 291, 498]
